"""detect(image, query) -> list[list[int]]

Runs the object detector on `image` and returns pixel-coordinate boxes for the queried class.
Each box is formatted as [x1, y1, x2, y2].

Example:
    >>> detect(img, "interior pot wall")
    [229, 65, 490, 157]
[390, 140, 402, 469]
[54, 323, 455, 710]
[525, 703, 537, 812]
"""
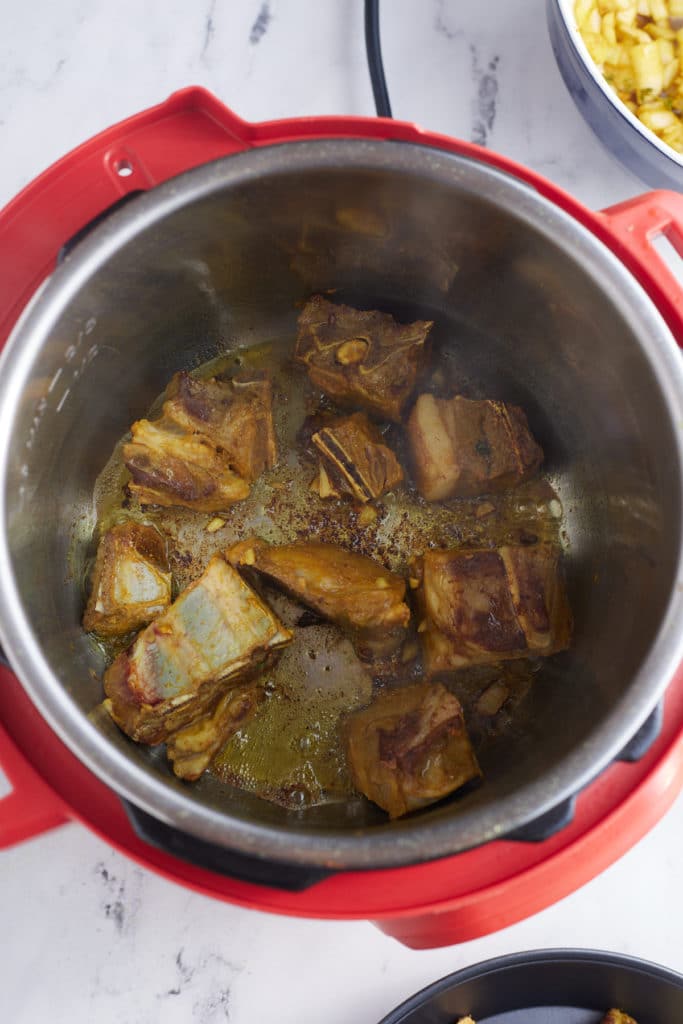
[3, 148, 681, 840]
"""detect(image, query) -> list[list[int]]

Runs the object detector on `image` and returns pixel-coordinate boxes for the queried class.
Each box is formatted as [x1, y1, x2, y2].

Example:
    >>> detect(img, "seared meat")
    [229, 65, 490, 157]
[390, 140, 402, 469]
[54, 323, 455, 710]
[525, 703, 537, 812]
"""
[295, 296, 432, 422]
[412, 543, 571, 675]
[166, 682, 262, 781]
[124, 417, 250, 512]
[311, 412, 404, 502]
[228, 537, 410, 659]
[499, 543, 571, 651]
[309, 462, 341, 500]
[123, 371, 276, 512]
[103, 553, 292, 744]
[83, 522, 171, 637]
[345, 681, 480, 818]
[407, 393, 543, 500]
[163, 371, 276, 481]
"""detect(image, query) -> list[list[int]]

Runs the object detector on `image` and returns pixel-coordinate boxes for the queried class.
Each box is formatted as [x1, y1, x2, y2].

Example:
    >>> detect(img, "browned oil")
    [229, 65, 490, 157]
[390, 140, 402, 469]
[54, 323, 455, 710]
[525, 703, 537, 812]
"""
[90, 338, 564, 809]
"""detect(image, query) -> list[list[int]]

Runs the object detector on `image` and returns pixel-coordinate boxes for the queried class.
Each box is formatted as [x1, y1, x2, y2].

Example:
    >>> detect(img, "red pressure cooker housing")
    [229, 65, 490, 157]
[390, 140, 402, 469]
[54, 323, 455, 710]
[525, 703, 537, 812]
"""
[1, 88, 683, 949]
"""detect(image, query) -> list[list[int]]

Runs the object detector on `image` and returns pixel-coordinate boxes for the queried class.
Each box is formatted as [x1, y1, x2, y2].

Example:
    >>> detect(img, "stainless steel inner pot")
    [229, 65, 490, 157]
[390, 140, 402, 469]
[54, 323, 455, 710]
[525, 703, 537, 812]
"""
[1, 140, 683, 870]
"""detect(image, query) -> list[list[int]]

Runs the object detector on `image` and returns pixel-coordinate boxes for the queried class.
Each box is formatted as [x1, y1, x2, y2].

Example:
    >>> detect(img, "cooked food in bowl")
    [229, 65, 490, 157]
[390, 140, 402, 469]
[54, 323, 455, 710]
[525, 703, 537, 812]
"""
[575, 0, 683, 153]
[83, 296, 571, 819]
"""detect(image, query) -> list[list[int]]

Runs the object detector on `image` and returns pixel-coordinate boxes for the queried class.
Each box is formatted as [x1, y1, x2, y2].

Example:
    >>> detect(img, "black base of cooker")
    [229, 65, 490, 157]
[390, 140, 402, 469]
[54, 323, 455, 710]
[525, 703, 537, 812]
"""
[122, 800, 334, 891]
[121, 703, 663, 889]
[507, 702, 663, 843]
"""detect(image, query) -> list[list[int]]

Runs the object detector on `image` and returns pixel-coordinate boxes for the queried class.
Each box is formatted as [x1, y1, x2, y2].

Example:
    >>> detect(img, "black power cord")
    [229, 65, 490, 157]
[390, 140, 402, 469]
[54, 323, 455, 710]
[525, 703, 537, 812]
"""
[364, 0, 393, 118]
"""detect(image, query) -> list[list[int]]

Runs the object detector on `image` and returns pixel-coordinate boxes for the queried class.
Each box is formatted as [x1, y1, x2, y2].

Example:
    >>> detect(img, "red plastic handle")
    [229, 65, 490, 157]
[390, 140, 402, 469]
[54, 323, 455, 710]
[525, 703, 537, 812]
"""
[7, 83, 683, 354]
[0, 84, 601, 352]
[0, 87, 258, 347]
[599, 191, 683, 342]
[0, 719, 68, 849]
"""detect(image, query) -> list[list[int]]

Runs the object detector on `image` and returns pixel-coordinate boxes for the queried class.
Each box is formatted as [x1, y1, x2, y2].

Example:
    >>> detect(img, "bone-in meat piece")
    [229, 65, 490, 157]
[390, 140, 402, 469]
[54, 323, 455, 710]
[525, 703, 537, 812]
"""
[345, 681, 480, 818]
[123, 371, 276, 512]
[166, 682, 262, 781]
[124, 417, 250, 512]
[163, 371, 277, 482]
[103, 553, 292, 744]
[83, 522, 172, 637]
[407, 393, 543, 500]
[412, 543, 571, 676]
[228, 538, 410, 659]
[295, 296, 432, 422]
[311, 412, 403, 502]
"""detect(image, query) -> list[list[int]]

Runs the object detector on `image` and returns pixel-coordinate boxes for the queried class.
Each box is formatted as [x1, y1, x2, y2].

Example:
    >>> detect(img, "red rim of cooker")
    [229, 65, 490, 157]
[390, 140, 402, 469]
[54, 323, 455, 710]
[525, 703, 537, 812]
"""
[1, 87, 683, 949]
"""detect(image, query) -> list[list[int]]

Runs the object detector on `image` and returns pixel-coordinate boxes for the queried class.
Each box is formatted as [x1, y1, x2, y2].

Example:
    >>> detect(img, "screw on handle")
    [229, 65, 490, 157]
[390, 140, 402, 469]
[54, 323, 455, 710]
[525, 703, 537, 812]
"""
[0, 717, 68, 848]
[505, 702, 664, 844]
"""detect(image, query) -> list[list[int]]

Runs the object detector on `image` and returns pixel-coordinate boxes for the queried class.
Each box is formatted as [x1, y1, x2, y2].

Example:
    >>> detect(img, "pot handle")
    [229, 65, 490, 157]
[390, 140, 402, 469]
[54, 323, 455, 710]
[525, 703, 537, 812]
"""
[599, 191, 683, 342]
[0, 719, 68, 849]
[0, 87, 258, 348]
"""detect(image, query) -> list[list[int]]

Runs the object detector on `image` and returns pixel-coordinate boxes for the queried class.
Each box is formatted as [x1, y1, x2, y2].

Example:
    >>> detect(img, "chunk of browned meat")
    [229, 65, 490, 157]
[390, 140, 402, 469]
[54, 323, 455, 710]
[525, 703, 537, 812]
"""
[311, 412, 404, 502]
[83, 522, 171, 637]
[228, 537, 410, 659]
[412, 544, 571, 676]
[499, 544, 571, 652]
[103, 553, 292, 744]
[345, 681, 480, 818]
[166, 682, 262, 781]
[407, 393, 543, 500]
[124, 418, 250, 512]
[601, 1013, 638, 1024]
[295, 296, 432, 422]
[163, 371, 276, 481]
[123, 371, 276, 512]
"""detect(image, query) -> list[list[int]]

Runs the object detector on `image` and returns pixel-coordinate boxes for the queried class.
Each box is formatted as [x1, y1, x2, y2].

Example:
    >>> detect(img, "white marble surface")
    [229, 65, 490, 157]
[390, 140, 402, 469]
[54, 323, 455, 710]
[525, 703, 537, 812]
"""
[1, 1, 682, 1021]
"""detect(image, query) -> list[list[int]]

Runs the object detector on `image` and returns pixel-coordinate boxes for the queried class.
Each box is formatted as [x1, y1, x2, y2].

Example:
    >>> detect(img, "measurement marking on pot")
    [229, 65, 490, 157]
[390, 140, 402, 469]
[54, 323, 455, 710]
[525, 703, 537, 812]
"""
[56, 388, 70, 413]
[48, 367, 63, 393]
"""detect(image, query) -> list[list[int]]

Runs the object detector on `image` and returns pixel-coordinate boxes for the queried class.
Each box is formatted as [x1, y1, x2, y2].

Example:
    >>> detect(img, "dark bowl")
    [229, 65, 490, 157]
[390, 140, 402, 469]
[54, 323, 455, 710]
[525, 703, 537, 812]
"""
[379, 948, 683, 1023]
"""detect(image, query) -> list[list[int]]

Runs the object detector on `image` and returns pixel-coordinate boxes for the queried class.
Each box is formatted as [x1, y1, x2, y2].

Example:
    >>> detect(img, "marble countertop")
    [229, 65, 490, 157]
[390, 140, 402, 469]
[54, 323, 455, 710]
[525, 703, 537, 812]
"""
[1, 1, 682, 1022]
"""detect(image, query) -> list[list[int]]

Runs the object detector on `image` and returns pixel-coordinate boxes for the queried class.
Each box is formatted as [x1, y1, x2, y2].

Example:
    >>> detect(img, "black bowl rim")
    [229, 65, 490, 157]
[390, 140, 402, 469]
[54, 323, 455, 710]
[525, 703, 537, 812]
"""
[378, 947, 683, 1023]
